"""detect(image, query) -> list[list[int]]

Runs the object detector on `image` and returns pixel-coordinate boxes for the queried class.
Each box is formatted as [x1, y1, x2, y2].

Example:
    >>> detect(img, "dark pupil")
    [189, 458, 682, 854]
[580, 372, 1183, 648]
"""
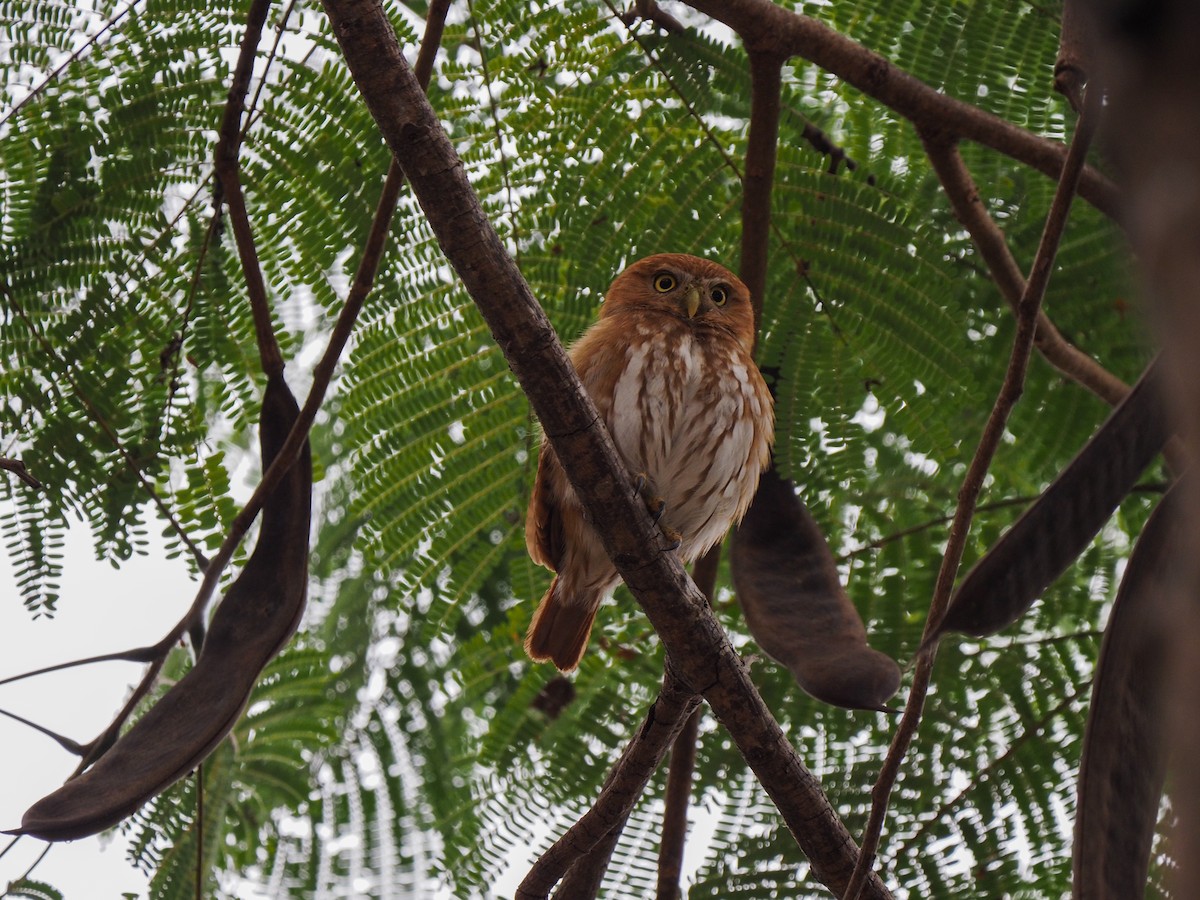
[656, 275, 674, 291]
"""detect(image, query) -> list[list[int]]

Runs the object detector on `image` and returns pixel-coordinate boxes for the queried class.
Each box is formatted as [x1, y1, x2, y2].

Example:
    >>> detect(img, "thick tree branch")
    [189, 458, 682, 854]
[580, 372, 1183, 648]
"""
[842, 93, 1100, 899]
[320, 2, 891, 895]
[682, 0, 1118, 219]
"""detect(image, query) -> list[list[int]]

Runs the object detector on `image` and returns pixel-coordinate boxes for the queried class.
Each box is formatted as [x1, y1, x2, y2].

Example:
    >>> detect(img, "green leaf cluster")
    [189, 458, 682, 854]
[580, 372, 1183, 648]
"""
[0, 0, 1163, 897]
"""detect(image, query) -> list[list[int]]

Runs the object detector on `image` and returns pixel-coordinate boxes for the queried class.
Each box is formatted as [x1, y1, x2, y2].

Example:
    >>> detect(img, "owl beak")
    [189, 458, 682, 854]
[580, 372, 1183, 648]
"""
[684, 285, 701, 318]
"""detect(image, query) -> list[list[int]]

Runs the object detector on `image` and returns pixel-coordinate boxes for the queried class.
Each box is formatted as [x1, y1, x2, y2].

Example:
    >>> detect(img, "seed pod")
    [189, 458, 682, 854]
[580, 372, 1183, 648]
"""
[14, 374, 312, 841]
[1073, 483, 1179, 898]
[938, 358, 1167, 639]
[732, 465, 900, 711]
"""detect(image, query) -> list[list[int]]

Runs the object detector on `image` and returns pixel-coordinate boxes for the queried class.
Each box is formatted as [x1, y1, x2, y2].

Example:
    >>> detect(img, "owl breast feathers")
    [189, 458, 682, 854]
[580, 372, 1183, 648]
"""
[524, 253, 775, 671]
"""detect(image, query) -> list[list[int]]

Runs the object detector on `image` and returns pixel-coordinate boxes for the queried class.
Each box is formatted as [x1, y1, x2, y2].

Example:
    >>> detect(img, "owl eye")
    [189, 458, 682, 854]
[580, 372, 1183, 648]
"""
[652, 272, 677, 293]
[710, 286, 729, 306]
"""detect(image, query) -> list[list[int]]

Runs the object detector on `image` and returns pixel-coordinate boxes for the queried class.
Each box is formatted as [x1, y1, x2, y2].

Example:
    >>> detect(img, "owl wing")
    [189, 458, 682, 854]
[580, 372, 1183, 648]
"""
[525, 440, 566, 571]
[524, 320, 627, 572]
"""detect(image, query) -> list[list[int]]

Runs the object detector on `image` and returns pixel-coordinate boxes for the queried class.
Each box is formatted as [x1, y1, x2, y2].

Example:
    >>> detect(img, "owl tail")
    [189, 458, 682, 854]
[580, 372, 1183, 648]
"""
[524, 577, 599, 672]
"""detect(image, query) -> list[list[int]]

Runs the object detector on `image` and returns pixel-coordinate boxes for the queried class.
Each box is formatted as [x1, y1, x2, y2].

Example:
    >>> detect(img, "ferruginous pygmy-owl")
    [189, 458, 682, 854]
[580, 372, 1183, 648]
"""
[524, 253, 775, 671]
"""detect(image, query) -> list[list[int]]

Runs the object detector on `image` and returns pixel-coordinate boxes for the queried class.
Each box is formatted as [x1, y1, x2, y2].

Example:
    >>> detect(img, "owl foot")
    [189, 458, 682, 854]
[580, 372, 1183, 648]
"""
[633, 472, 679, 550]
[632, 472, 667, 523]
[659, 527, 682, 553]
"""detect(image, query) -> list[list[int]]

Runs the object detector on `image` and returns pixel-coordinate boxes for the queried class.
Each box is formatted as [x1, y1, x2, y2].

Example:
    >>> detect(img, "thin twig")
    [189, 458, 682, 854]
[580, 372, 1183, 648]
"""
[841, 90, 1101, 900]
[656, 706, 701, 899]
[0, 458, 40, 490]
[0, 643, 162, 688]
[0, 707, 87, 755]
[0, 1, 142, 128]
[0, 282, 210, 569]
[921, 136, 1129, 407]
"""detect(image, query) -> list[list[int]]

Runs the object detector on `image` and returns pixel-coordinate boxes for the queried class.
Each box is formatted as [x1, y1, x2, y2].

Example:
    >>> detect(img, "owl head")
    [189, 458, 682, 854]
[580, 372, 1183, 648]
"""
[600, 253, 756, 351]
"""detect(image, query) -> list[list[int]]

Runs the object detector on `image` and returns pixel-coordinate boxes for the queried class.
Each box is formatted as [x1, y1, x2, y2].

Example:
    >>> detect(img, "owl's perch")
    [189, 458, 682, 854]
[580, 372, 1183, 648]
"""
[319, 1, 892, 897]
[682, 0, 1118, 219]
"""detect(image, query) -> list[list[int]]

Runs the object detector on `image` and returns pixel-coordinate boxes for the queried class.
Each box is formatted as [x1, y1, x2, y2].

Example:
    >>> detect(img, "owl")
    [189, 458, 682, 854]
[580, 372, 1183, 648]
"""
[524, 253, 775, 671]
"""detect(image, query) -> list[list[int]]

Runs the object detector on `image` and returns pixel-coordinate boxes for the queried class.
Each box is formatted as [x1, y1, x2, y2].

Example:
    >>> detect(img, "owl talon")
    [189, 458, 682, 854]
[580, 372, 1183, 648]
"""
[660, 528, 682, 553]
[633, 472, 668, 523]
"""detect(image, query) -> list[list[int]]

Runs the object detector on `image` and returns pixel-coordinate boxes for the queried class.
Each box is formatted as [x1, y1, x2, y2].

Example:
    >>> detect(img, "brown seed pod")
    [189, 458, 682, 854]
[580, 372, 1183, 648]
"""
[732, 465, 901, 711]
[1073, 482, 1179, 898]
[13, 374, 312, 841]
[938, 358, 1167, 639]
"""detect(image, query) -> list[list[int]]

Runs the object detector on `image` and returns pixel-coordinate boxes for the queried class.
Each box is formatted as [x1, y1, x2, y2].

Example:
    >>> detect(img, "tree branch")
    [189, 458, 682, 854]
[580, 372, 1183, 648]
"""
[537, 552, 719, 898]
[920, 135, 1130, 407]
[320, 2, 891, 895]
[842, 91, 1101, 899]
[682, 0, 1119, 219]
[740, 50, 784, 332]
[1055, 0, 1087, 112]
[212, 0, 283, 376]
[519, 670, 701, 898]
[7, 0, 453, 790]
[656, 706, 701, 899]
[0, 458, 41, 490]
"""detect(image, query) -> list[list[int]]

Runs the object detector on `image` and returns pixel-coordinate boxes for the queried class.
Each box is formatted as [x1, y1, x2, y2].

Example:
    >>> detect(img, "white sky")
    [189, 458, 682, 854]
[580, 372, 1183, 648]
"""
[0, 519, 196, 896]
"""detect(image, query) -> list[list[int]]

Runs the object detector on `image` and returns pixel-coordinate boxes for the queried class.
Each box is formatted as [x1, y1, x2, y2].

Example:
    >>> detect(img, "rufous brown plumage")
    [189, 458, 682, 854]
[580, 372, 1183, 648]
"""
[524, 253, 774, 671]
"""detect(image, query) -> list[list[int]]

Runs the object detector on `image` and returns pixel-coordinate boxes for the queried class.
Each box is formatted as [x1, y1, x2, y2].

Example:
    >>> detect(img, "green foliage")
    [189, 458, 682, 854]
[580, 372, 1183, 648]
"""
[0, 0, 1162, 897]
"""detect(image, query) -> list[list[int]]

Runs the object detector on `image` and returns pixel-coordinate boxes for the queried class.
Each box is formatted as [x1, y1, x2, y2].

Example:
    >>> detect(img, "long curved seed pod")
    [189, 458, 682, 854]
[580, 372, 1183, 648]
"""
[732, 465, 901, 711]
[1072, 482, 1179, 898]
[13, 374, 312, 841]
[937, 357, 1167, 638]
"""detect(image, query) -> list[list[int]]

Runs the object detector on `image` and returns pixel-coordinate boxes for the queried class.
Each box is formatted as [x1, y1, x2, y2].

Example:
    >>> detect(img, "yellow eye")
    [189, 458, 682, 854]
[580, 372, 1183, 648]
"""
[652, 272, 676, 293]
[711, 286, 729, 306]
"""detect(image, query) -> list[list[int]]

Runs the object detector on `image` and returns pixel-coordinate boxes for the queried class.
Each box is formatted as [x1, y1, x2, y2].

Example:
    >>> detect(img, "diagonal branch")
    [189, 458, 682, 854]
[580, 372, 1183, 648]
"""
[22, 0, 453, 785]
[682, 0, 1119, 219]
[0, 458, 41, 490]
[319, 2, 891, 896]
[921, 135, 1130, 407]
[841, 91, 1102, 899]
[520, 669, 701, 899]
